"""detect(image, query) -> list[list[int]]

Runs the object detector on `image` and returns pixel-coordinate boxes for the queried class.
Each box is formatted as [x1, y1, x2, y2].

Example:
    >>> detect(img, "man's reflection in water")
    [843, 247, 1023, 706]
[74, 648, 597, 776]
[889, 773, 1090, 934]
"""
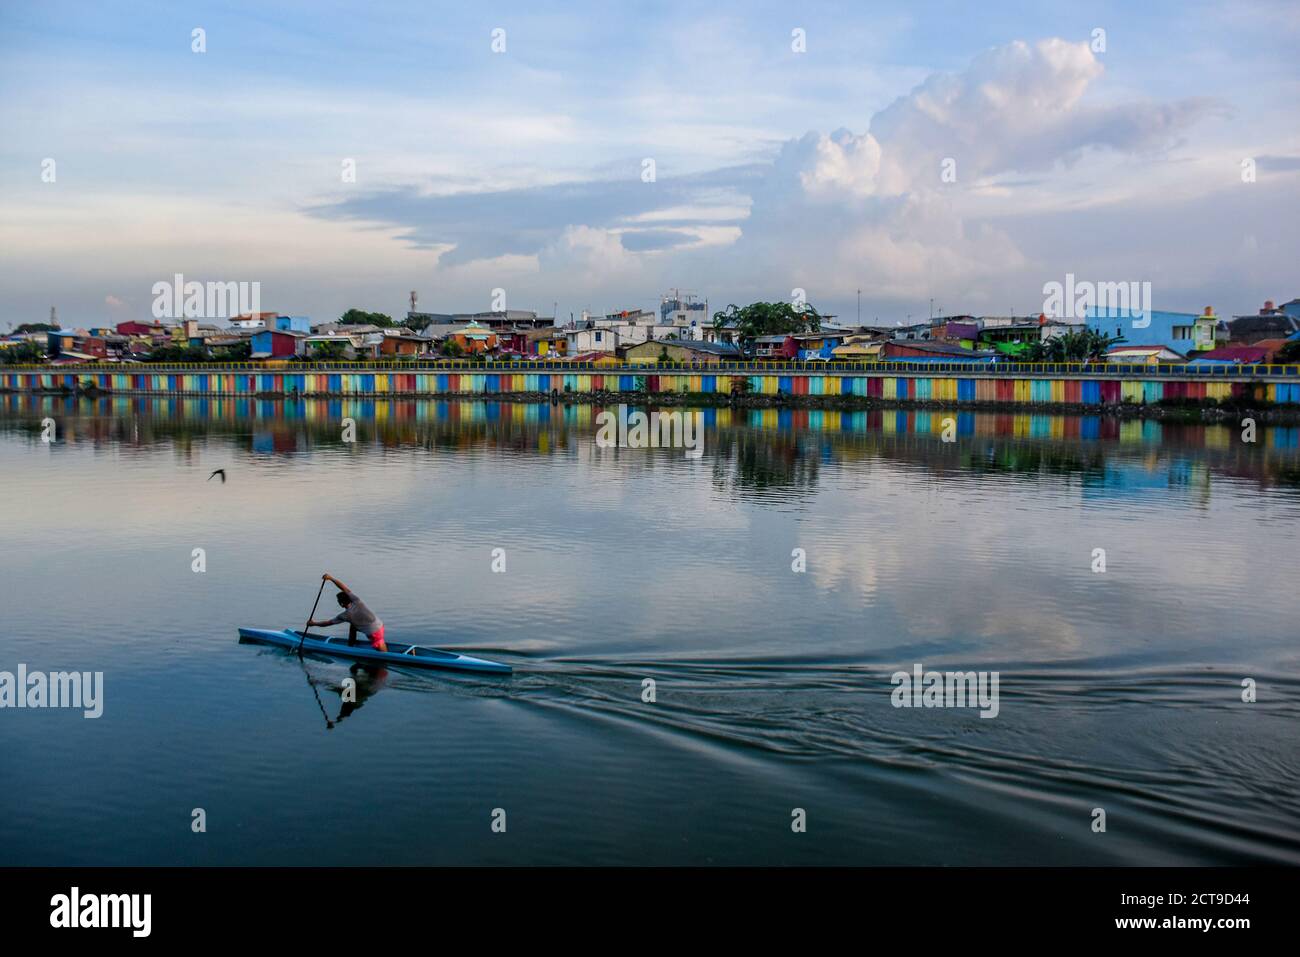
[327, 664, 390, 726]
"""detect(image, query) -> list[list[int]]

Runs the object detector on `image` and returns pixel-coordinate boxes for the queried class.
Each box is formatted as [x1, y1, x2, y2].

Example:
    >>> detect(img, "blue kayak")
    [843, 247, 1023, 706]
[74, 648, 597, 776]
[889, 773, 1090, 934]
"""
[238, 627, 512, 675]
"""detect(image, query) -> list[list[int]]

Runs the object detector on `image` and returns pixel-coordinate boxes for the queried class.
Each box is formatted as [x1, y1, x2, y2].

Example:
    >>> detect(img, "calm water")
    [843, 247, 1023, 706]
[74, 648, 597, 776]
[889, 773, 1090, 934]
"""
[2, 393, 1298, 865]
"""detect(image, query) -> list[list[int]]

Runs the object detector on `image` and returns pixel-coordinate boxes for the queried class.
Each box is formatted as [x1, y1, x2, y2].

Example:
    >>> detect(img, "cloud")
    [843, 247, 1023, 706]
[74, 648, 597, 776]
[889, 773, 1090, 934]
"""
[726, 38, 1218, 302]
[304, 38, 1217, 312]
[310, 165, 761, 268]
[792, 38, 1214, 199]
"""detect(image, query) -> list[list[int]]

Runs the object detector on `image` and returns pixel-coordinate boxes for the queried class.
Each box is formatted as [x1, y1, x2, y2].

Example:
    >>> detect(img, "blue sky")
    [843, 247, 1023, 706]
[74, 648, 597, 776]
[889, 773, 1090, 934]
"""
[1, 0, 1297, 327]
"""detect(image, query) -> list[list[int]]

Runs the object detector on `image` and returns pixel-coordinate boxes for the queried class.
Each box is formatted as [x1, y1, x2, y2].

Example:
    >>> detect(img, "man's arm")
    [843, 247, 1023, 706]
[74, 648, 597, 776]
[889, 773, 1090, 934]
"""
[308, 615, 342, 627]
[322, 572, 351, 595]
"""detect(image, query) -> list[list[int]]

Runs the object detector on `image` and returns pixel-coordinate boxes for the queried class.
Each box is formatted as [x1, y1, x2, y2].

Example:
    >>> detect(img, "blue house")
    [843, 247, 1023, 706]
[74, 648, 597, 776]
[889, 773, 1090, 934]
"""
[275, 315, 313, 334]
[1085, 307, 1217, 357]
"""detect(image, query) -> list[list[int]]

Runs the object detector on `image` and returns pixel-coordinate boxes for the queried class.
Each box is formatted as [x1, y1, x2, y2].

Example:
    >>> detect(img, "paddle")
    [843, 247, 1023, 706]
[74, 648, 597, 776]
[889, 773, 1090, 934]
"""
[299, 576, 327, 653]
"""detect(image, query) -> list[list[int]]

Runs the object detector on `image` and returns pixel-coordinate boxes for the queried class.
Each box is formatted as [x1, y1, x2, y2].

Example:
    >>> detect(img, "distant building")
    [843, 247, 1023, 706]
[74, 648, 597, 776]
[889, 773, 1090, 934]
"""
[1187, 343, 1282, 364]
[1085, 307, 1217, 356]
[882, 340, 997, 360]
[1105, 344, 1187, 365]
[831, 341, 885, 360]
[660, 291, 709, 338]
[621, 339, 741, 365]
[376, 329, 430, 357]
[752, 334, 796, 359]
[407, 310, 550, 330]
[445, 321, 498, 354]
[790, 329, 849, 360]
[503, 327, 567, 356]
[231, 312, 280, 330]
[250, 328, 306, 358]
[565, 325, 616, 354]
[274, 315, 313, 334]
[1226, 300, 1300, 344]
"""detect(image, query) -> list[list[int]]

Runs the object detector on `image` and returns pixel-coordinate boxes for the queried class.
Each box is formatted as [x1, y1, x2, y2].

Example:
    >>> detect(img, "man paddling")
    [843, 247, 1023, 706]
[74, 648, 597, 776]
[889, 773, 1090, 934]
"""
[308, 573, 387, 653]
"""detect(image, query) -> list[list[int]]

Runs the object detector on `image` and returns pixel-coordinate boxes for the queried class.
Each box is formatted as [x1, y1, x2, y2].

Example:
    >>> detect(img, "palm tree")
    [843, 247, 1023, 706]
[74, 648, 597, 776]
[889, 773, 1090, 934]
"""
[1022, 329, 1125, 362]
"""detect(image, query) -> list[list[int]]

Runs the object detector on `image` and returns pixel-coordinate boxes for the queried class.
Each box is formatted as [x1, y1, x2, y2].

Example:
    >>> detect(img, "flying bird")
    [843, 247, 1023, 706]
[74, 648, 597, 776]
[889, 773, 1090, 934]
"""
[207, 468, 226, 483]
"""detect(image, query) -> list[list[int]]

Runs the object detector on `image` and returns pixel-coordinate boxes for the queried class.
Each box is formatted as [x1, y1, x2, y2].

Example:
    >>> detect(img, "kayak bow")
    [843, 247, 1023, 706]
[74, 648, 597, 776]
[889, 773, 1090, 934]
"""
[238, 627, 512, 675]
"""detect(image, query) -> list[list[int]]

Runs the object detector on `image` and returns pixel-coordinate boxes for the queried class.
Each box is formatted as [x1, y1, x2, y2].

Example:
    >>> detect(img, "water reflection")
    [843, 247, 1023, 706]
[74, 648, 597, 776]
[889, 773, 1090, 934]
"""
[3, 392, 1297, 501]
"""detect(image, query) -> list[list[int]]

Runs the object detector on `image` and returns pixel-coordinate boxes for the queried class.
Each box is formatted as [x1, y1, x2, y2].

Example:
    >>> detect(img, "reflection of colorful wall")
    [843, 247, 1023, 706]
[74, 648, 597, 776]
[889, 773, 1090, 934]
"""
[9, 392, 1300, 454]
[4, 369, 1300, 405]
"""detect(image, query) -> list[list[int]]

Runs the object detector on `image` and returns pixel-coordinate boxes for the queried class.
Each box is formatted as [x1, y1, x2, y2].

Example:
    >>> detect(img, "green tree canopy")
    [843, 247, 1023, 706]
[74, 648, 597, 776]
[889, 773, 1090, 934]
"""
[1021, 328, 1125, 362]
[14, 322, 58, 334]
[145, 344, 213, 363]
[308, 340, 350, 361]
[713, 301, 822, 348]
[339, 308, 395, 328]
[0, 341, 46, 364]
[1275, 339, 1300, 364]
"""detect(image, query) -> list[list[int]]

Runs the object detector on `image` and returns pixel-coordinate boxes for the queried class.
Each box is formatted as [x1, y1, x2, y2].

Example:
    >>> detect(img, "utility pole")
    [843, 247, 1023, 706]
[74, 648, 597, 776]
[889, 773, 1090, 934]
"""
[857, 288, 861, 325]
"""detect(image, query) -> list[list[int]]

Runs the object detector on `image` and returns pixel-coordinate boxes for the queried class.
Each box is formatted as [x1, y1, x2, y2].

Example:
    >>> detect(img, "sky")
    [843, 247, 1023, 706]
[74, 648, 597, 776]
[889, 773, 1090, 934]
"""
[1, 0, 1297, 329]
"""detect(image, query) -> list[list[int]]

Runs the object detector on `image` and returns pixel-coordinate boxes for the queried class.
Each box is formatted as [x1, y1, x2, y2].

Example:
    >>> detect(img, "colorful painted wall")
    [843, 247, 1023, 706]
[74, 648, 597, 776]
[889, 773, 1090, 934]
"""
[4, 368, 1300, 404]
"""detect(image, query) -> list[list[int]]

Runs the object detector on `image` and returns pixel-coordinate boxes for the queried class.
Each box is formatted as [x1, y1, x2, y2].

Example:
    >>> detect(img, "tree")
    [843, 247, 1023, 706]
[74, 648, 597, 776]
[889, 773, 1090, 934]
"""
[307, 340, 349, 361]
[1275, 339, 1300, 364]
[145, 344, 212, 363]
[211, 340, 251, 360]
[14, 322, 57, 334]
[0, 341, 46, 365]
[1022, 328, 1125, 362]
[339, 308, 394, 328]
[712, 301, 822, 351]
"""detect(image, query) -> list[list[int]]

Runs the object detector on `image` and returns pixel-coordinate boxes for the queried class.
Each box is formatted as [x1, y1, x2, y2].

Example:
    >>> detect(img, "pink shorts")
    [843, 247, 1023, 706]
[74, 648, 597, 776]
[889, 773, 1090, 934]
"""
[369, 625, 387, 651]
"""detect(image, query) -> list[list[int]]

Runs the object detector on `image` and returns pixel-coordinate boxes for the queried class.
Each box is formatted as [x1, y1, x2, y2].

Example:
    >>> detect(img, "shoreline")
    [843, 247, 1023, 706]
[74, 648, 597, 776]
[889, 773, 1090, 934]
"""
[5, 384, 1298, 423]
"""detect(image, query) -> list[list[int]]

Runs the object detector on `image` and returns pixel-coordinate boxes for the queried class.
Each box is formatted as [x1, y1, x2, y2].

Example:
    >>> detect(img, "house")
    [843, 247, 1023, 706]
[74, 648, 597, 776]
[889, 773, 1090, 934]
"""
[407, 309, 551, 331]
[116, 319, 178, 339]
[446, 321, 498, 354]
[790, 329, 849, 360]
[250, 328, 307, 358]
[831, 340, 886, 360]
[1185, 344, 1277, 365]
[48, 351, 100, 365]
[936, 320, 980, 348]
[881, 340, 994, 360]
[1105, 344, 1186, 365]
[275, 315, 313, 334]
[1226, 301, 1300, 343]
[565, 324, 616, 354]
[568, 351, 622, 367]
[179, 319, 225, 347]
[46, 329, 79, 356]
[697, 317, 740, 345]
[1086, 307, 1218, 355]
[231, 312, 280, 330]
[504, 326, 568, 357]
[753, 334, 797, 359]
[621, 339, 742, 365]
[378, 329, 430, 357]
[42, 327, 131, 362]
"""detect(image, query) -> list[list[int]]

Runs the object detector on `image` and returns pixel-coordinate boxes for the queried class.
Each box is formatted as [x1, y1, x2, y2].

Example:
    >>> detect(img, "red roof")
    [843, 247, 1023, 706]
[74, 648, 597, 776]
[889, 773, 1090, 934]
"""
[1195, 345, 1271, 363]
